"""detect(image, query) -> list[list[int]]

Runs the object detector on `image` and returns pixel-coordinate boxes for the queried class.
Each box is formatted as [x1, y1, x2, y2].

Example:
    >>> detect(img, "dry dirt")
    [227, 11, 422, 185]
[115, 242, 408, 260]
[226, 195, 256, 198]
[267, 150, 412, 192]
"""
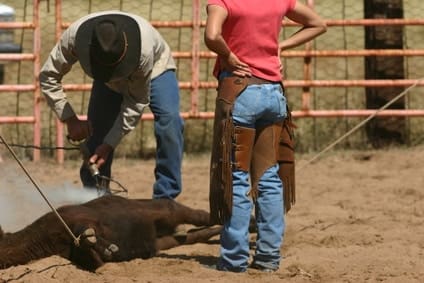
[0, 145, 423, 282]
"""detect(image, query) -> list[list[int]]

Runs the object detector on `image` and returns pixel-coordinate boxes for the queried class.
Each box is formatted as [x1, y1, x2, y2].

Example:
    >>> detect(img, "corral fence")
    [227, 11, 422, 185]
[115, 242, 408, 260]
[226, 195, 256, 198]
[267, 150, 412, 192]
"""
[0, 0, 424, 163]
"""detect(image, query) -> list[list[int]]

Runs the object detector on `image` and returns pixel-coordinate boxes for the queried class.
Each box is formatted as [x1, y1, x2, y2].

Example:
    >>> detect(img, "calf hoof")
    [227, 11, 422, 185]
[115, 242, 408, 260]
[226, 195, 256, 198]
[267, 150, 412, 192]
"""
[103, 244, 119, 260]
[81, 228, 97, 246]
[173, 224, 188, 243]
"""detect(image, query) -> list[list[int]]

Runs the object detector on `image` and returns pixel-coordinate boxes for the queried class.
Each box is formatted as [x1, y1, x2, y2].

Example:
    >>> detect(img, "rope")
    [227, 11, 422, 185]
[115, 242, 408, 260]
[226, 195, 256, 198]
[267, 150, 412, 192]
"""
[0, 142, 79, 151]
[0, 134, 81, 247]
[96, 175, 128, 197]
[296, 77, 424, 173]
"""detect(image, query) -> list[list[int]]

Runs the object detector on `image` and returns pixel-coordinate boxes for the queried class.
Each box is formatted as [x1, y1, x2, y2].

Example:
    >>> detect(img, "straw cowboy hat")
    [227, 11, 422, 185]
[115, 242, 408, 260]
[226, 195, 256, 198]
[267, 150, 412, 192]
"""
[75, 13, 141, 82]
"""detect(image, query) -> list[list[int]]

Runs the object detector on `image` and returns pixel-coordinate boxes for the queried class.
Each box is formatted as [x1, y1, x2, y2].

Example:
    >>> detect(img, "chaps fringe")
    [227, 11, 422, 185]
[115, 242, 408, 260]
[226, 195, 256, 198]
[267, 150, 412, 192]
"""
[209, 77, 247, 224]
[209, 79, 297, 223]
[278, 110, 296, 213]
[221, 119, 234, 220]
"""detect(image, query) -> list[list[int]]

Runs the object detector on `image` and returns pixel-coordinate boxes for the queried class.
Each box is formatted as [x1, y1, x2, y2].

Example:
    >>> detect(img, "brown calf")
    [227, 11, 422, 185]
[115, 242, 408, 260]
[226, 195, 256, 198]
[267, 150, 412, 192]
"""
[0, 195, 220, 271]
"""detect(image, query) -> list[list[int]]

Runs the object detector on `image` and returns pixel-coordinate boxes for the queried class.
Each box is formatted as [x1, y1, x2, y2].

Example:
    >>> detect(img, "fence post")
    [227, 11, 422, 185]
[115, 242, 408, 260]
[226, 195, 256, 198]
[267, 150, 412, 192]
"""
[32, 0, 41, 161]
[190, 0, 201, 117]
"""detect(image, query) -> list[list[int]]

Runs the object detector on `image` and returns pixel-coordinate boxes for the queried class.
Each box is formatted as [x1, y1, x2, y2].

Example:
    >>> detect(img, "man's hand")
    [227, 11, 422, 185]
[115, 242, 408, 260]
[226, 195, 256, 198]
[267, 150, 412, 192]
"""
[65, 115, 92, 142]
[89, 143, 113, 168]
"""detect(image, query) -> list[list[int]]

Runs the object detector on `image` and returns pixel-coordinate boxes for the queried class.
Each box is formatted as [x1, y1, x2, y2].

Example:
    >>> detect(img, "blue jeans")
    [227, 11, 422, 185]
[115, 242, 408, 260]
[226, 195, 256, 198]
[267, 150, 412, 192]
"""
[217, 81, 287, 272]
[80, 70, 184, 199]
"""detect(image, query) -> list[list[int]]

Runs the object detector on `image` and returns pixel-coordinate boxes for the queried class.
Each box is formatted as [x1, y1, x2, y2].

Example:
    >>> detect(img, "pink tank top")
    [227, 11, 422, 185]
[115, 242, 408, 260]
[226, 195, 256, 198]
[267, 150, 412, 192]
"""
[207, 0, 296, 81]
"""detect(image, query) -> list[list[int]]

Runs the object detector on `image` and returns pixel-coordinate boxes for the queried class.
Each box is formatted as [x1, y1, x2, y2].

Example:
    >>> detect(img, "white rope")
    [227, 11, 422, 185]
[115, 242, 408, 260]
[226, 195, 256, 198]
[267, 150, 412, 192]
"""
[296, 77, 424, 173]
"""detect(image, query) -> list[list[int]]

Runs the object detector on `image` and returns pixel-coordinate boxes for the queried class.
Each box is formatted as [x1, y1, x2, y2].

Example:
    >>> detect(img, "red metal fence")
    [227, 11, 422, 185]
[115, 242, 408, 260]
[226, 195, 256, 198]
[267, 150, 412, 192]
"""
[0, 1, 41, 161]
[1, 0, 424, 162]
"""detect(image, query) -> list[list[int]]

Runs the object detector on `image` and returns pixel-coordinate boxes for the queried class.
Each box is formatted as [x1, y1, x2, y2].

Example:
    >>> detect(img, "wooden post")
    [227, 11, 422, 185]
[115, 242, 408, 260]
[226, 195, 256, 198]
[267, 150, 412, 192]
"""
[364, 0, 406, 147]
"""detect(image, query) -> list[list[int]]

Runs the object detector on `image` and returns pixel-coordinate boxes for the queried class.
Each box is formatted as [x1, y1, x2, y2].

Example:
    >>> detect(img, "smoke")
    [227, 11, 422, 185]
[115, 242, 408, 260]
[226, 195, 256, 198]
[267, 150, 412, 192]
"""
[0, 164, 101, 233]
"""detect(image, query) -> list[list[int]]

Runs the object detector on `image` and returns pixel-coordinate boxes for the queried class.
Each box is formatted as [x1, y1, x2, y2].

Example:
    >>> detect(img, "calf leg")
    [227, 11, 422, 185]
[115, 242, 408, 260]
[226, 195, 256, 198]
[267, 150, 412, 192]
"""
[69, 226, 121, 270]
[155, 226, 221, 251]
[177, 207, 211, 227]
[183, 226, 221, 245]
[165, 201, 212, 227]
[79, 228, 120, 261]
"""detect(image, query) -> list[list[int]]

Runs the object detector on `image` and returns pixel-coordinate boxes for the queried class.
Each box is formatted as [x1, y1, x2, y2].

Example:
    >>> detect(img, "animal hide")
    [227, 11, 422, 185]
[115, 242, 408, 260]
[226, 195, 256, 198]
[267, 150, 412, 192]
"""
[0, 195, 221, 271]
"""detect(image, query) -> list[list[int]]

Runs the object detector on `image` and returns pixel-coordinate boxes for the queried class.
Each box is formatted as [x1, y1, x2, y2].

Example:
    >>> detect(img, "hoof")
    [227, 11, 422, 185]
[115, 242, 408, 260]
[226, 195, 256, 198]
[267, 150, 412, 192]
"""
[103, 244, 119, 259]
[81, 228, 97, 245]
[173, 224, 188, 243]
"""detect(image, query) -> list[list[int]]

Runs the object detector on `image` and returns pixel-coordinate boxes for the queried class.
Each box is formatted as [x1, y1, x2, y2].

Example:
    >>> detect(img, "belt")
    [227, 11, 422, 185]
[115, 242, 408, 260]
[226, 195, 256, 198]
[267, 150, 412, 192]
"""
[247, 76, 278, 85]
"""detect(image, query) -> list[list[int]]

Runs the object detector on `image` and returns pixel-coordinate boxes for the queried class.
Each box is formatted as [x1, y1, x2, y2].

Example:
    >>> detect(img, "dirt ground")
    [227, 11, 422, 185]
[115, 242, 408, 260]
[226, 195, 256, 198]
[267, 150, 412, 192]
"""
[0, 145, 423, 282]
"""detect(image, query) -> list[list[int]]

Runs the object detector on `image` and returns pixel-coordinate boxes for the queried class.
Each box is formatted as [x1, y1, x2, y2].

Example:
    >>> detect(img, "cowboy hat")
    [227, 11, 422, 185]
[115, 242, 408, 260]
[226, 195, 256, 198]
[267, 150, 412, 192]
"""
[75, 13, 141, 82]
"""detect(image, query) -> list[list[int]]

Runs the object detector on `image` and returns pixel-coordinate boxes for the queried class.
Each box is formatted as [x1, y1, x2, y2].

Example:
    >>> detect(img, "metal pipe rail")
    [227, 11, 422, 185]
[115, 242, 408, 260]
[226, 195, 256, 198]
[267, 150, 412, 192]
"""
[1, 0, 424, 163]
[0, 0, 41, 161]
[46, 5, 424, 162]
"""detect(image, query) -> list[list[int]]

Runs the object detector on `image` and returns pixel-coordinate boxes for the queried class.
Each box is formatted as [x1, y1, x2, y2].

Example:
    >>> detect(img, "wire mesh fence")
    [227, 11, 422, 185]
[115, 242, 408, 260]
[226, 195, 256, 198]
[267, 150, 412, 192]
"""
[1, 0, 424, 162]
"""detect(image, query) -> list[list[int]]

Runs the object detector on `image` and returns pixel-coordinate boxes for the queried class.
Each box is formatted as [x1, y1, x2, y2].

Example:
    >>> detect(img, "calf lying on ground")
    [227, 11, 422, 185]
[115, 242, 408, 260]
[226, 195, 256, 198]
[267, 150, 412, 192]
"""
[0, 195, 221, 271]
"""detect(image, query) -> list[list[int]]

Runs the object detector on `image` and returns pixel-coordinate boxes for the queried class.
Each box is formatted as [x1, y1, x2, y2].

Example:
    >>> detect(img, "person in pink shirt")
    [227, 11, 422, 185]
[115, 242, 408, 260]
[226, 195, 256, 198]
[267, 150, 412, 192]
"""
[205, 0, 326, 272]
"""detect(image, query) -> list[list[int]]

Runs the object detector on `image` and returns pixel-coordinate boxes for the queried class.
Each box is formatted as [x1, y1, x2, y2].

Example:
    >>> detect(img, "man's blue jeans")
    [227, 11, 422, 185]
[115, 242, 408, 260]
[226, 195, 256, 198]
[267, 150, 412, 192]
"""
[217, 82, 287, 272]
[80, 70, 184, 199]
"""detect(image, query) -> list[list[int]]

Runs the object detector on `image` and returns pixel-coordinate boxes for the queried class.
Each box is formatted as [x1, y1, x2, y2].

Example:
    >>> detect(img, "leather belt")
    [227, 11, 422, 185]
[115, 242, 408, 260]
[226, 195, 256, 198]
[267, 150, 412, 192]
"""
[247, 76, 278, 85]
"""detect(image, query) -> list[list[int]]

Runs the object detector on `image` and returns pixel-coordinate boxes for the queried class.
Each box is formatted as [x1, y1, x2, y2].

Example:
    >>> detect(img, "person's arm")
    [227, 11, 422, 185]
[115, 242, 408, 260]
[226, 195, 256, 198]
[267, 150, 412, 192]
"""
[103, 69, 151, 150]
[204, 4, 251, 77]
[39, 28, 76, 121]
[39, 27, 91, 141]
[89, 69, 150, 168]
[204, 4, 230, 58]
[279, 1, 327, 52]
